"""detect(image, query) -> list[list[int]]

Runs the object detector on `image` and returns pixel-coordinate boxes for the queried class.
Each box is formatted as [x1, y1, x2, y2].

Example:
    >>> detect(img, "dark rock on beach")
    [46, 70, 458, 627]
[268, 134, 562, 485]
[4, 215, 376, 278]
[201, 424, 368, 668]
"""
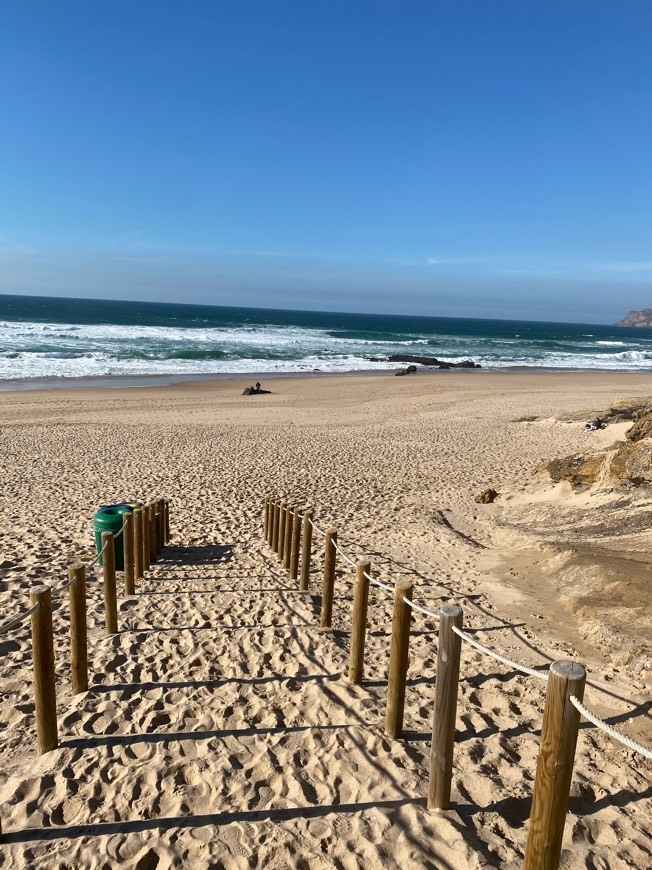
[475, 488, 499, 503]
[395, 364, 417, 376]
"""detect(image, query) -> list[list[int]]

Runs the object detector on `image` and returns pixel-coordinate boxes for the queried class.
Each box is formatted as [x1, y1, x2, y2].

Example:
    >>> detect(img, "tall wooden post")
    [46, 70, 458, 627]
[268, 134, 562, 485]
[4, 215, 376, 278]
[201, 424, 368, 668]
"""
[349, 561, 371, 683]
[30, 585, 58, 754]
[264, 497, 270, 541]
[428, 604, 463, 810]
[123, 511, 135, 595]
[320, 529, 337, 630]
[278, 501, 287, 562]
[164, 498, 170, 544]
[524, 660, 586, 870]
[156, 499, 164, 553]
[283, 504, 293, 570]
[68, 563, 88, 694]
[133, 507, 143, 580]
[385, 579, 414, 738]
[148, 502, 157, 563]
[299, 508, 313, 593]
[140, 505, 150, 573]
[289, 507, 301, 580]
[101, 531, 118, 635]
[271, 499, 280, 551]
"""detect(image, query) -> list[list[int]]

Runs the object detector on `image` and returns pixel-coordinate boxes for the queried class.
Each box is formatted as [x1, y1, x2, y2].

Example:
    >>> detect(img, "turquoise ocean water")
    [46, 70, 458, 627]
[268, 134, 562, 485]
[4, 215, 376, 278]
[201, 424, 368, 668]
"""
[1, 294, 652, 387]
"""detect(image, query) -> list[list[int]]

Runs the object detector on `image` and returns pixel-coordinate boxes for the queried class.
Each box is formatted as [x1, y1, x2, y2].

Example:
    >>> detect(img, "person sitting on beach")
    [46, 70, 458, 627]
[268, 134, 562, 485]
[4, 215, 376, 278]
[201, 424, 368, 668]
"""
[585, 417, 604, 431]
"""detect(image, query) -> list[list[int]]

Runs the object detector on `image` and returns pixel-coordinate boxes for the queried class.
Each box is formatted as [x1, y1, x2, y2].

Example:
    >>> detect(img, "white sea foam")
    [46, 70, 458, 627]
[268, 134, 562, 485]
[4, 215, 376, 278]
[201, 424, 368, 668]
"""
[2, 317, 652, 382]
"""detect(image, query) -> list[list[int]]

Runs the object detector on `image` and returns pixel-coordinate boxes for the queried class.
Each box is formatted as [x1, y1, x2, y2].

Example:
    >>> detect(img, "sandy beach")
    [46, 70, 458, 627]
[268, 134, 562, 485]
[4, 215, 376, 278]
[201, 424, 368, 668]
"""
[0, 371, 650, 868]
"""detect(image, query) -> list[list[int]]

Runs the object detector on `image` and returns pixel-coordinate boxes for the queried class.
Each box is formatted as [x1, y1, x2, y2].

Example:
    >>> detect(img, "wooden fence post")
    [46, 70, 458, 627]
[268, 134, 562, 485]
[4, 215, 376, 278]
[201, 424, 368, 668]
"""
[68, 563, 88, 694]
[164, 498, 170, 544]
[385, 579, 414, 738]
[278, 501, 287, 562]
[101, 531, 118, 635]
[299, 508, 313, 593]
[290, 507, 302, 580]
[30, 585, 58, 754]
[141, 505, 150, 573]
[264, 496, 270, 541]
[283, 504, 294, 571]
[148, 502, 157, 563]
[320, 529, 337, 630]
[133, 506, 143, 580]
[524, 660, 586, 870]
[349, 560, 371, 684]
[156, 498, 164, 553]
[428, 604, 463, 810]
[271, 499, 280, 551]
[123, 511, 135, 595]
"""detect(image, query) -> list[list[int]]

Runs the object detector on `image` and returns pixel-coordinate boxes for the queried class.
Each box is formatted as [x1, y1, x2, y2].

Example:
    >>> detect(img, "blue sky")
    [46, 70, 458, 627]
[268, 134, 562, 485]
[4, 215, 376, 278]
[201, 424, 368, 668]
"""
[1, 0, 650, 322]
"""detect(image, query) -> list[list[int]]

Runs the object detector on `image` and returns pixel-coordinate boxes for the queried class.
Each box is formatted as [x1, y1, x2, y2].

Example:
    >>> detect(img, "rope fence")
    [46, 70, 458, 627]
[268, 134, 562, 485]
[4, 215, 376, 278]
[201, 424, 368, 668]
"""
[262, 494, 652, 870]
[0, 497, 171, 779]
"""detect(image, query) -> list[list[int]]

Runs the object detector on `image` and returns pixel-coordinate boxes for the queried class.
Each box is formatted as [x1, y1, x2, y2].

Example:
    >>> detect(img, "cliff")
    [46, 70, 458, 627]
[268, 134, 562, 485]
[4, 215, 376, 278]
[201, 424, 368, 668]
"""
[616, 308, 652, 327]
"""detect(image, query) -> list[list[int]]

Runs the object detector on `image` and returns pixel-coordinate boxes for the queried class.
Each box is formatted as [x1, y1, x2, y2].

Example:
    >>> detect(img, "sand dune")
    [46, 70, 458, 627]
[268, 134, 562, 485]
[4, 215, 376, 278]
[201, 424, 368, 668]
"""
[0, 372, 650, 868]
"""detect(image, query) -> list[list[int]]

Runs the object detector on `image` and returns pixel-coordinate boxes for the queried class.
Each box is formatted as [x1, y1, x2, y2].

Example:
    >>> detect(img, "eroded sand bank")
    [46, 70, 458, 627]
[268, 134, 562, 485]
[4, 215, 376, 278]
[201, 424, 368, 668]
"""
[0, 372, 650, 868]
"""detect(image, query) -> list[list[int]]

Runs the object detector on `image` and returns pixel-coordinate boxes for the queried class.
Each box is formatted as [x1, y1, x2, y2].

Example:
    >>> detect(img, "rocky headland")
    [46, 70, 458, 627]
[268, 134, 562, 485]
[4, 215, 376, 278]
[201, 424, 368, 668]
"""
[615, 308, 652, 327]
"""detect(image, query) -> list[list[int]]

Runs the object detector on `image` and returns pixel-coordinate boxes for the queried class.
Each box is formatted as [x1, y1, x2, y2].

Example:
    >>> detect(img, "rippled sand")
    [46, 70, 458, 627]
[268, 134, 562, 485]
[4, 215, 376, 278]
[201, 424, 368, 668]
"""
[0, 372, 650, 868]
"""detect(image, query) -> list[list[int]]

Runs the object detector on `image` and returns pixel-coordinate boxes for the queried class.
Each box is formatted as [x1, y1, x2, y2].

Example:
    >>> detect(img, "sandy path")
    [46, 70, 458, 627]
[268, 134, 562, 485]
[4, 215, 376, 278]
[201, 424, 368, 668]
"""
[0, 372, 650, 868]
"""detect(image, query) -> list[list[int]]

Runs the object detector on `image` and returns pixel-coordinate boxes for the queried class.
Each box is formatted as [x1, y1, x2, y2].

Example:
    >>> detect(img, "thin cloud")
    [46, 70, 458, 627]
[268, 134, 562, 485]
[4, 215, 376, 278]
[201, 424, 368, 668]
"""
[589, 261, 652, 273]
[0, 236, 36, 257]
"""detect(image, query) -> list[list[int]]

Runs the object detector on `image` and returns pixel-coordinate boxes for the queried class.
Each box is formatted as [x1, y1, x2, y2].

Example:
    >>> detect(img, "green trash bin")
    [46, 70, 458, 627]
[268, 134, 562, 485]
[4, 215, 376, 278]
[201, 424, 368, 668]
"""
[93, 504, 134, 570]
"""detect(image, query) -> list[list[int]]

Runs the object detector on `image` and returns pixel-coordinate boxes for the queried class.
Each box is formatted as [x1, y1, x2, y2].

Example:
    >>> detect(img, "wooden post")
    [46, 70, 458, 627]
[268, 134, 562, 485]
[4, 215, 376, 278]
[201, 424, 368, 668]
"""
[148, 502, 157, 563]
[264, 496, 270, 541]
[158, 498, 166, 551]
[155, 499, 163, 553]
[133, 506, 143, 580]
[299, 508, 313, 593]
[278, 501, 287, 562]
[349, 561, 371, 683]
[101, 531, 118, 635]
[320, 529, 337, 630]
[271, 499, 280, 551]
[154, 500, 162, 555]
[68, 563, 88, 695]
[385, 579, 414, 738]
[141, 504, 150, 572]
[428, 604, 463, 810]
[164, 498, 170, 544]
[290, 507, 301, 580]
[524, 660, 586, 870]
[123, 511, 135, 595]
[283, 504, 293, 570]
[30, 585, 58, 754]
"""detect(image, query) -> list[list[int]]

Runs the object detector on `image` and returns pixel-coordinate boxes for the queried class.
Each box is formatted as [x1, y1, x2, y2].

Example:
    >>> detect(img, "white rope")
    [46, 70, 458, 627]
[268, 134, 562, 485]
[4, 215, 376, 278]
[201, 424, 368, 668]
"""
[452, 626, 549, 682]
[570, 695, 652, 760]
[308, 517, 327, 537]
[332, 539, 357, 568]
[86, 537, 111, 569]
[112, 518, 128, 541]
[363, 571, 394, 593]
[0, 602, 39, 636]
[402, 596, 439, 619]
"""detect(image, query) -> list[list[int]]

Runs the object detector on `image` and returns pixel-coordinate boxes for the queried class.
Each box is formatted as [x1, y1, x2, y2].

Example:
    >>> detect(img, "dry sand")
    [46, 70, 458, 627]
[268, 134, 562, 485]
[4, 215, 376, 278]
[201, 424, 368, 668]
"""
[0, 371, 650, 869]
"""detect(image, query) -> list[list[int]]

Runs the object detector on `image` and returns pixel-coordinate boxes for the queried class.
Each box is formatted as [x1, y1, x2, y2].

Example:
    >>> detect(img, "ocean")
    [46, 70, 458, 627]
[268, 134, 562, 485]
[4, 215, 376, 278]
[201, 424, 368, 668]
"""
[1, 293, 652, 388]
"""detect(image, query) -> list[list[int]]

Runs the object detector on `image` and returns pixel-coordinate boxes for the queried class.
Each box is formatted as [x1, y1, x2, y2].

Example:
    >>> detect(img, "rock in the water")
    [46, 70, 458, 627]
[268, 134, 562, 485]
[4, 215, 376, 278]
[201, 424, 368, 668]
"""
[387, 354, 481, 368]
[615, 308, 652, 327]
[475, 488, 499, 504]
